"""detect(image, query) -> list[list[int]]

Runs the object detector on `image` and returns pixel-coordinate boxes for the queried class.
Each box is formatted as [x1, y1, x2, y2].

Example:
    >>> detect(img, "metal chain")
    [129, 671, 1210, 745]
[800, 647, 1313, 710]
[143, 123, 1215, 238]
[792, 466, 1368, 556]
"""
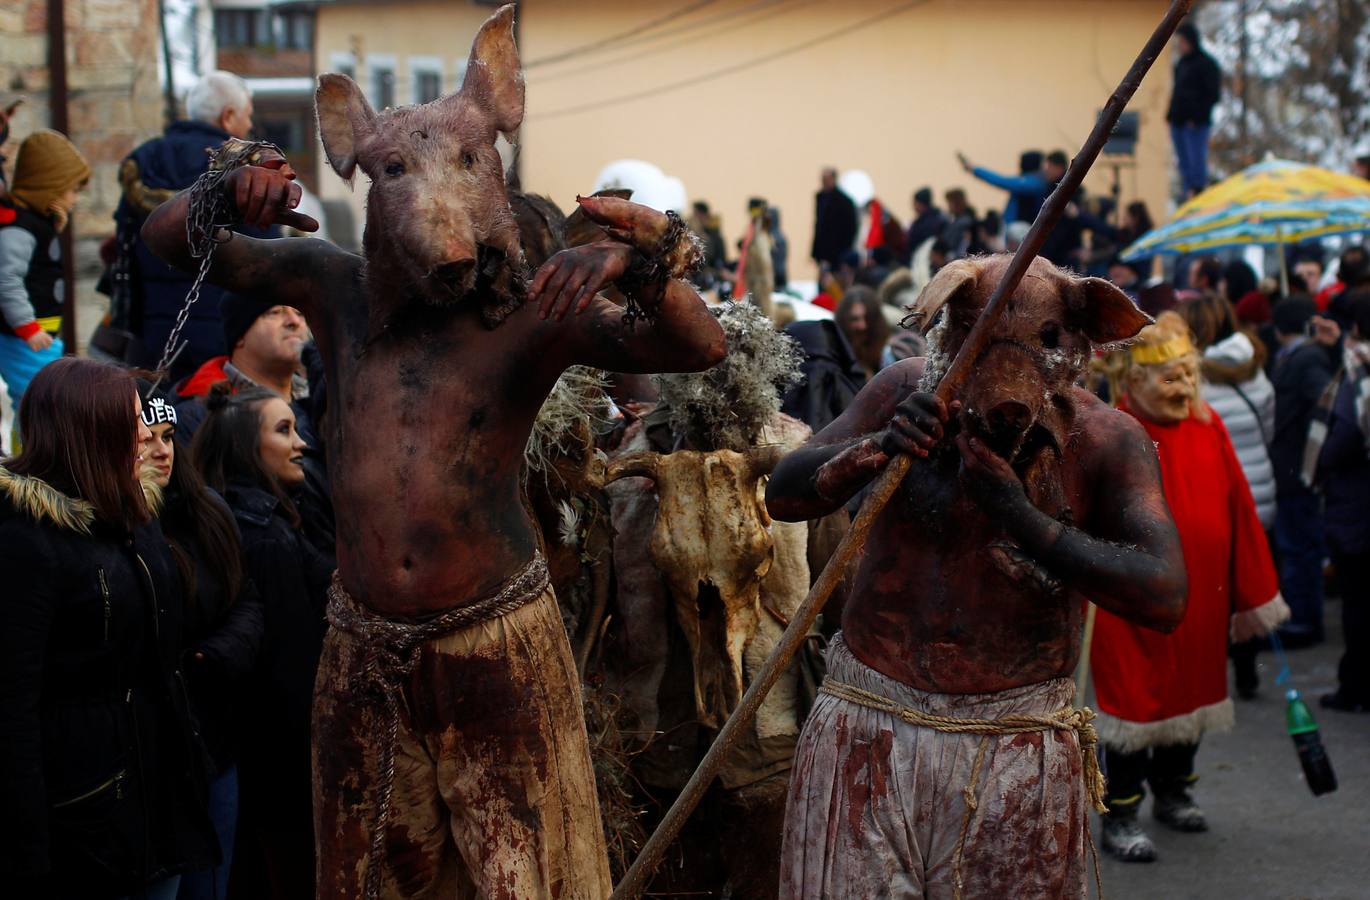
[153, 139, 285, 375]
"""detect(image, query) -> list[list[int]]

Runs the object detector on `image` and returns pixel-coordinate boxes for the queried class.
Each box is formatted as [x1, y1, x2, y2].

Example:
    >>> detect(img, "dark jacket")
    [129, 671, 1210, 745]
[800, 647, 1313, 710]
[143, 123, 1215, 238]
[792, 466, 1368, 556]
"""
[0, 468, 217, 896]
[0, 198, 63, 338]
[905, 207, 948, 260]
[1271, 338, 1337, 495]
[225, 483, 332, 815]
[1317, 377, 1370, 555]
[1167, 47, 1222, 126]
[811, 188, 858, 270]
[166, 486, 265, 772]
[115, 120, 280, 383]
[780, 319, 867, 434]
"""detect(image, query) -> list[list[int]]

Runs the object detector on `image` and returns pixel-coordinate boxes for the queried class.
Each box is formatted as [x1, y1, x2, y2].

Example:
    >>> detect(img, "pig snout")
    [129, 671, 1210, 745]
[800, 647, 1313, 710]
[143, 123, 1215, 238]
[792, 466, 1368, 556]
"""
[960, 344, 1048, 457]
[986, 400, 1032, 435]
[430, 257, 476, 295]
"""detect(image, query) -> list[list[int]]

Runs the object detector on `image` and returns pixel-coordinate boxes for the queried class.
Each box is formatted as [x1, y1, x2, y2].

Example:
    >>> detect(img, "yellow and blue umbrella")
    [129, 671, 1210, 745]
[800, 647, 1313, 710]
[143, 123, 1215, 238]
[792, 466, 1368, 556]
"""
[1121, 158, 1370, 260]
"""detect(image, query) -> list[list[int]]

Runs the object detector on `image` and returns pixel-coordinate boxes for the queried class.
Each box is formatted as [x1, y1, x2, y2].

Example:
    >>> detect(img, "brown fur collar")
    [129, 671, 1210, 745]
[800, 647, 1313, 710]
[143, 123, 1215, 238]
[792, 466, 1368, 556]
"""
[0, 466, 162, 535]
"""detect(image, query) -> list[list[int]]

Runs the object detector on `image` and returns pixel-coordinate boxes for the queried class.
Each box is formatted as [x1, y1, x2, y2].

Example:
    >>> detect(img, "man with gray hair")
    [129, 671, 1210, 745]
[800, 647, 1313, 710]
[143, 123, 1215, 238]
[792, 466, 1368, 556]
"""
[107, 70, 277, 382]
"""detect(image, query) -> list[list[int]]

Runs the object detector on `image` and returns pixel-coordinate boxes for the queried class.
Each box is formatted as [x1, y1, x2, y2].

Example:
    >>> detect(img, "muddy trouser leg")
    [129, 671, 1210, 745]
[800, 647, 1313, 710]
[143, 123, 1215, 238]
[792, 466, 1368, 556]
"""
[422, 588, 611, 899]
[312, 588, 612, 899]
[313, 613, 464, 899]
[781, 636, 1086, 900]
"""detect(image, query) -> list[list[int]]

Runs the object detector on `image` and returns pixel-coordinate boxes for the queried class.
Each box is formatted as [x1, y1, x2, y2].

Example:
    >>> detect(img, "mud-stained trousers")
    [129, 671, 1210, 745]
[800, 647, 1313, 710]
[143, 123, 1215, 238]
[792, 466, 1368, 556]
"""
[312, 571, 612, 900]
[781, 634, 1088, 899]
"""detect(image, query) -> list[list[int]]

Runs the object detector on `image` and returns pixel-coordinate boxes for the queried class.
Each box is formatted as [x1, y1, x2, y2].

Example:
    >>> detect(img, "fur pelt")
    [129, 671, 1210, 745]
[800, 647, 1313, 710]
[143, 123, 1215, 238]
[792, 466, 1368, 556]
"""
[524, 366, 611, 482]
[653, 302, 802, 452]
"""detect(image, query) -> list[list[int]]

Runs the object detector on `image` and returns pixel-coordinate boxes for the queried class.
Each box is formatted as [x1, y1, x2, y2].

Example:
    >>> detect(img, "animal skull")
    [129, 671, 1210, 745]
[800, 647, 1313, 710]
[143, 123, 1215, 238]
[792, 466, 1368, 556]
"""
[605, 444, 785, 728]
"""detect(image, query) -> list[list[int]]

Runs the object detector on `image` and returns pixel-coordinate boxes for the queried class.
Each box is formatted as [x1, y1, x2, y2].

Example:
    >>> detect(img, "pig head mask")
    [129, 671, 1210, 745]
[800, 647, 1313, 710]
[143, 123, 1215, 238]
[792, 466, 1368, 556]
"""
[906, 255, 1150, 590]
[315, 4, 526, 327]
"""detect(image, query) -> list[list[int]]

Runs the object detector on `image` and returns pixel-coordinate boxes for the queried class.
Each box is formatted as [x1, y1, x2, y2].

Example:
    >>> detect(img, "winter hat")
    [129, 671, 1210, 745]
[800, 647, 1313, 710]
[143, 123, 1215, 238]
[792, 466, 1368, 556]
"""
[220, 293, 276, 350]
[136, 377, 179, 428]
[1019, 151, 1044, 174]
[1273, 296, 1317, 336]
[913, 187, 933, 207]
[8, 129, 91, 231]
[1176, 22, 1200, 47]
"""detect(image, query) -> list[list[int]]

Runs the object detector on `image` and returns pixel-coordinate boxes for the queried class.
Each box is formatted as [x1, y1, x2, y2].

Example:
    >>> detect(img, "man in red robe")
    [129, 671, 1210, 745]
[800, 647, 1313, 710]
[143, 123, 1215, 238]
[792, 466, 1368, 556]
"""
[1093, 312, 1289, 862]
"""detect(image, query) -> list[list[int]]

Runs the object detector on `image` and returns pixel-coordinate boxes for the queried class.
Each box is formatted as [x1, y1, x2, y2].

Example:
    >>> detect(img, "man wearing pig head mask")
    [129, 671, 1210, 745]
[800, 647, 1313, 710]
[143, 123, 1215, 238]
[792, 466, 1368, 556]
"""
[767, 255, 1189, 897]
[138, 5, 726, 898]
[1090, 312, 1287, 863]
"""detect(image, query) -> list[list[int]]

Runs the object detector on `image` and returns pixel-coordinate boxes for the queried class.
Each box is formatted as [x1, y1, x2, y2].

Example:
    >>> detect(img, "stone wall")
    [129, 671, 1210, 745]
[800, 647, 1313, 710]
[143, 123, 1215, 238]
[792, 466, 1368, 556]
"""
[1, 0, 166, 347]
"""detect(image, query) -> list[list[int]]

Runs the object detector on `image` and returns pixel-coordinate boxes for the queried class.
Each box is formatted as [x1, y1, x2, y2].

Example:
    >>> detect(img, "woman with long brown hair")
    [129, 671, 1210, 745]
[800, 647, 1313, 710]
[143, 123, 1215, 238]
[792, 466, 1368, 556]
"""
[193, 384, 333, 900]
[0, 357, 216, 898]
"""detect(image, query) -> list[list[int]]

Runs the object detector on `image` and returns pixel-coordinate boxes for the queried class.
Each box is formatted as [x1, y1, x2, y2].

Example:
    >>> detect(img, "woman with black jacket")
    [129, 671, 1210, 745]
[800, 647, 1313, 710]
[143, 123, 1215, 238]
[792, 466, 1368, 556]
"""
[138, 379, 264, 900]
[193, 384, 334, 900]
[0, 357, 217, 898]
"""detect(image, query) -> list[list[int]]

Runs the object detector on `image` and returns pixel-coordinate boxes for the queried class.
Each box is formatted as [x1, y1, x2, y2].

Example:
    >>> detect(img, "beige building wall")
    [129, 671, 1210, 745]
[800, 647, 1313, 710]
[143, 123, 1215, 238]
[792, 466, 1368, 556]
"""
[315, 0, 1174, 277]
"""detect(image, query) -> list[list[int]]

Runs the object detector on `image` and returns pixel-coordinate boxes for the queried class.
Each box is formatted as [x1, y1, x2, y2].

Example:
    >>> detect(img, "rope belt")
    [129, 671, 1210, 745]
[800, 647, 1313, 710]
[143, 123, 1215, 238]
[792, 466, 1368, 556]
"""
[820, 677, 1108, 900]
[325, 554, 549, 900]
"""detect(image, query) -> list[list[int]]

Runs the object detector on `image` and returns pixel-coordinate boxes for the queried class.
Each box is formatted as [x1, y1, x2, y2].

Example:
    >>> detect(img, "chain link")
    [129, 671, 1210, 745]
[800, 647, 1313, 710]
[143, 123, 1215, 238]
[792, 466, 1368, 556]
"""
[153, 139, 285, 375]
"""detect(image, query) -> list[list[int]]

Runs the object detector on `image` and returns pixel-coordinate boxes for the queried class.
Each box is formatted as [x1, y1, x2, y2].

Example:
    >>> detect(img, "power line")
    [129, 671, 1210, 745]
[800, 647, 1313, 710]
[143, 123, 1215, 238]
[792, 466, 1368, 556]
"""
[531, 0, 819, 85]
[532, 0, 929, 121]
[524, 0, 722, 69]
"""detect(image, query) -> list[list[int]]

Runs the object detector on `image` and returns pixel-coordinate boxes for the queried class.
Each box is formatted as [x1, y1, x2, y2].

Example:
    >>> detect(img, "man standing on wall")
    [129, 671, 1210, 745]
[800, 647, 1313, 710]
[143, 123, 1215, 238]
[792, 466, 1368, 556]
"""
[1167, 22, 1222, 199]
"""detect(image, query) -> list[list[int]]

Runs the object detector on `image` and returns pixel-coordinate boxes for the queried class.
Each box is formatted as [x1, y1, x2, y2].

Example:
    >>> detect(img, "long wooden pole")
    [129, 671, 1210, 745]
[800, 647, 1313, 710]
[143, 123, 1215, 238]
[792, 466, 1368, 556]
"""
[610, 3, 1193, 897]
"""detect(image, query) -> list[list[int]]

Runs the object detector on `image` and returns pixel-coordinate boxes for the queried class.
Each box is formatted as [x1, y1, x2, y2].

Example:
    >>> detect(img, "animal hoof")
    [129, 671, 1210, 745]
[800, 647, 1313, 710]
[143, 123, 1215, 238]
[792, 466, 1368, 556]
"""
[575, 195, 669, 252]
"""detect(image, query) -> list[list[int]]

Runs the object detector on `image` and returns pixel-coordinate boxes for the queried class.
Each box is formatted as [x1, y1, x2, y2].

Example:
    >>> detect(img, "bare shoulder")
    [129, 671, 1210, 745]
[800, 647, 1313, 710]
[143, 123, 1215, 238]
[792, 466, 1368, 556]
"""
[1069, 386, 1158, 481]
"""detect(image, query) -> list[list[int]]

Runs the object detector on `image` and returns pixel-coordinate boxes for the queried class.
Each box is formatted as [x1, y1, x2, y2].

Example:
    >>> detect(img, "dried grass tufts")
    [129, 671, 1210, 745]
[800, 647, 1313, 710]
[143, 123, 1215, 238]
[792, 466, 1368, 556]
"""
[524, 366, 612, 482]
[582, 677, 650, 881]
[653, 302, 803, 451]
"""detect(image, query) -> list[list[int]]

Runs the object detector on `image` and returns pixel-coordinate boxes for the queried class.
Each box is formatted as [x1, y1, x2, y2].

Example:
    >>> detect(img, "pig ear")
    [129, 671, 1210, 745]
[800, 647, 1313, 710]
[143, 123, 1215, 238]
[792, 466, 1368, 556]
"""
[903, 259, 979, 334]
[1071, 276, 1154, 344]
[316, 73, 377, 182]
[461, 4, 525, 135]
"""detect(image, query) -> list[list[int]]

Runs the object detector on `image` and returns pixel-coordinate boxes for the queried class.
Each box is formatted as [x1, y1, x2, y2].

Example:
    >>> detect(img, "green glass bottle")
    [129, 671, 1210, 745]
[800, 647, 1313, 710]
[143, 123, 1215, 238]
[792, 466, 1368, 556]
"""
[1286, 689, 1337, 796]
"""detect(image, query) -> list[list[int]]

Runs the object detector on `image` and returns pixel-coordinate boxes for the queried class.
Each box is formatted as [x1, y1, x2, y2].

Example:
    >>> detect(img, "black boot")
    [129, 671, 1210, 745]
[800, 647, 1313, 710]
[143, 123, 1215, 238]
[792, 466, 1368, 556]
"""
[1152, 783, 1208, 832]
[1100, 803, 1158, 862]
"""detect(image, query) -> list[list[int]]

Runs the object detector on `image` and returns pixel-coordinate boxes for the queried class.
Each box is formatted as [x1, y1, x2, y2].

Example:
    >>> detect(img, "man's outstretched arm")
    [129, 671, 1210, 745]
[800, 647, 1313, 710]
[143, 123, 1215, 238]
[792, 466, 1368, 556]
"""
[140, 161, 336, 317]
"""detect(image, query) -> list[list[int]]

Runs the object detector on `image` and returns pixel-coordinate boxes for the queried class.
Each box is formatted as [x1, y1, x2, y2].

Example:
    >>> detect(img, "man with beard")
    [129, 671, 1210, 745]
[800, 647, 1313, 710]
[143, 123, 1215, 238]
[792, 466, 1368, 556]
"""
[768, 255, 1188, 898]
[836, 286, 891, 379]
[1092, 312, 1287, 862]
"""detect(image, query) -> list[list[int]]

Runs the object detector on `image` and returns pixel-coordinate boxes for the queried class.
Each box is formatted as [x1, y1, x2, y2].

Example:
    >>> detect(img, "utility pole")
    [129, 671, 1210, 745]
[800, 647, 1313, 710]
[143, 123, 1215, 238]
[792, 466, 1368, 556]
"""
[47, 0, 78, 355]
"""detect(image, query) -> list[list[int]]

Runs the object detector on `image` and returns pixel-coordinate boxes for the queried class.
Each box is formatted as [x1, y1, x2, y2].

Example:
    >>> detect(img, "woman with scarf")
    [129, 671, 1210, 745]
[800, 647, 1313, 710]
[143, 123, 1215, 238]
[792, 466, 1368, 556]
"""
[193, 384, 333, 900]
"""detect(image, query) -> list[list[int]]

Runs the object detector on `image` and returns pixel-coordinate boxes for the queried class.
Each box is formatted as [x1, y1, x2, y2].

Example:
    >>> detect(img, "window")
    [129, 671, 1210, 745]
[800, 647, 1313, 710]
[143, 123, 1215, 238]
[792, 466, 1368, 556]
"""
[368, 55, 397, 109]
[330, 51, 357, 82]
[258, 116, 304, 153]
[215, 9, 265, 49]
[278, 11, 314, 51]
[410, 56, 443, 104]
